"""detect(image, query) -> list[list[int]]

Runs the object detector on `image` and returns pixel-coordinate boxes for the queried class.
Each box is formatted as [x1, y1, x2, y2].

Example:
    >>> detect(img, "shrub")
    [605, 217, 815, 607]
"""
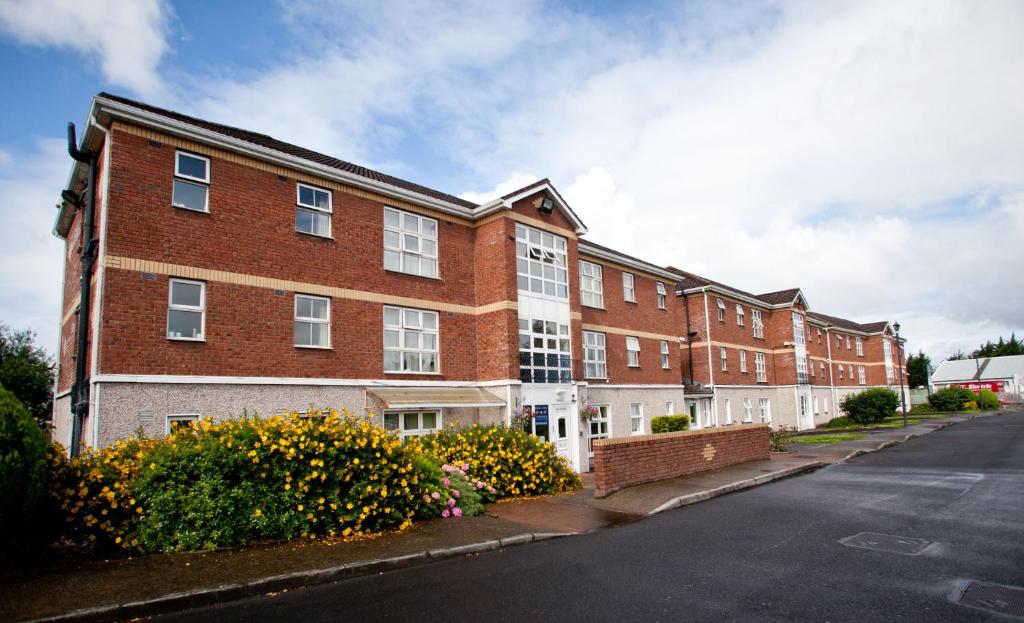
[839, 388, 900, 425]
[823, 416, 855, 429]
[0, 386, 57, 564]
[978, 389, 1000, 410]
[418, 424, 581, 499]
[650, 414, 690, 434]
[928, 386, 977, 412]
[908, 403, 938, 416]
[769, 427, 794, 451]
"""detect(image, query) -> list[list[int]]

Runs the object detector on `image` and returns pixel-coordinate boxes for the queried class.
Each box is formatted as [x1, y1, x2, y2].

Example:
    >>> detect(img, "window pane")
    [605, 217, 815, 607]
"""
[384, 351, 401, 371]
[298, 185, 315, 207]
[171, 281, 202, 307]
[403, 234, 419, 252]
[385, 208, 400, 228]
[310, 298, 329, 319]
[422, 239, 436, 257]
[404, 309, 420, 328]
[384, 307, 401, 326]
[422, 412, 436, 429]
[422, 219, 437, 237]
[294, 321, 311, 346]
[404, 331, 419, 349]
[403, 213, 419, 232]
[384, 250, 401, 271]
[172, 179, 207, 211]
[421, 259, 436, 278]
[403, 413, 419, 430]
[309, 322, 327, 346]
[312, 188, 329, 210]
[177, 153, 207, 180]
[422, 352, 437, 372]
[168, 309, 202, 339]
[384, 413, 400, 430]
[404, 352, 420, 372]
[422, 333, 436, 350]
[384, 229, 400, 249]
[384, 330, 400, 348]
[296, 296, 312, 318]
[402, 254, 420, 274]
[422, 312, 437, 330]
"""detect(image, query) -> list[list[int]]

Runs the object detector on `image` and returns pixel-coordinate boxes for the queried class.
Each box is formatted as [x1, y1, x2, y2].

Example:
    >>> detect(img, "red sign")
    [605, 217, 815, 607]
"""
[952, 381, 1003, 392]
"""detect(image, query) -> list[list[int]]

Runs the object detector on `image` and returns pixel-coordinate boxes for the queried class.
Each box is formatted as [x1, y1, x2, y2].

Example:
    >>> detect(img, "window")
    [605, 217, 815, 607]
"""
[294, 294, 330, 348]
[665, 401, 674, 415]
[520, 317, 572, 383]
[817, 328, 822, 343]
[792, 312, 805, 346]
[838, 364, 844, 379]
[724, 398, 732, 424]
[743, 398, 752, 422]
[515, 224, 568, 298]
[587, 405, 610, 461]
[660, 340, 670, 369]
[383, 411, 440, 439]
[384, 306, 439, 373]
[167, 279, 205, 340]
[820, 361, 825, 376]
[583, 331, 607, 379]
[836, 334, 843, 347]
[755, 352, 766, 382]
[384, 207, 438, 278]
[720, 346, 728, 371]
[172, 151, 209, 212]
[752, 309, 764, 338]
[856, 336, 863, 356]
[814, 397, 820, 414]
[579, 260, 604, 308]
[883, 338, 894, 383]
[629, 403, 644, 435]
[858, 365, 866, 385]
[736, 304, 745, 326]
[656, 282, 666, 309]
[740, 350, 748, 373]
[848, 364, 854, 379]
[809, 356, 815, 377]
[626, 336, 641, 367]
[716, 297, 726, 321]
[824, 398, 829, 413]
[759, 398, 771, 423]
[796, 353, 808, 383]
[623, 273, 635, 302]
[166, 413, 199, 434]
[295, 183, 332, 237]
[846, 336, 852, 350]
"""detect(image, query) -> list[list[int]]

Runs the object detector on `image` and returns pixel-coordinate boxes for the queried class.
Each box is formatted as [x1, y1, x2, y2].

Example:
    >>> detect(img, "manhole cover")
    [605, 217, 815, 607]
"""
[839, 532, 933, 555]
[958, 581, 1024, 617]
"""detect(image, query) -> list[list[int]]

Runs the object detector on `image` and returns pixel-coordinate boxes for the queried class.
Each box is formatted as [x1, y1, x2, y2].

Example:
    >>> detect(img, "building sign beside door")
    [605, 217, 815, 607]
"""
[533, 404, 549, 426]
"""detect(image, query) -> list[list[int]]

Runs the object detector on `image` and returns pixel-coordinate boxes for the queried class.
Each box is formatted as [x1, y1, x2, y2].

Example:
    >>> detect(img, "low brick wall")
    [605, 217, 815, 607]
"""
[592, 424, 770, 498]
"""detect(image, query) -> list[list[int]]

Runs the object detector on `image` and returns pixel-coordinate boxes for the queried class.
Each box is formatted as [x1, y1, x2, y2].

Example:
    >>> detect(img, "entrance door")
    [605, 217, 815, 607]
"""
[587, 405, 609, 470]
[551, 404, 571, 463]
[798, 393, 813, 430]
[688, 401, 700, 429]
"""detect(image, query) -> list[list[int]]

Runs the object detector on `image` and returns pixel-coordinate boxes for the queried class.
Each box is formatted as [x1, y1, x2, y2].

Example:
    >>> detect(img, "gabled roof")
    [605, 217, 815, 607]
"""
[479, 178, 588, 234]
[669, 267, 806, 310]
[806, 312, 891, 335]
[757, 288, 804, 306]
[579, 240, 684, 282]
[931, 355, 1024, 383]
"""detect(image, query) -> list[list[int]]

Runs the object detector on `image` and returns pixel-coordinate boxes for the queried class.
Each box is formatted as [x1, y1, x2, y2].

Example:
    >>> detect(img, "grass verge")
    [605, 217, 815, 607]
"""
[789, 433, 866, 445]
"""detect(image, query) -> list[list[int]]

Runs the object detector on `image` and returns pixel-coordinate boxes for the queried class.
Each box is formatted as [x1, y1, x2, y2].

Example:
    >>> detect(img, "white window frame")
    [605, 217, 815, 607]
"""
[384, 206, 439, 279]
[383, 410, 442, 439]
[629, 402, 644, 435]
[519, 316, 572, 384]
[660, 340, 670, 369]
[166, 413, 199, 435]
[838, 364, 845, 379]
[759, 398, 771, 423]
[740, 350, 748, 373]
[580, 260, 604, 308]
[720, 346, 728, 371]
[383, 306, 440, 374]
[665, 401, 674, 415]
[855, 336, 863, 357]
[716, 297, 726, 321]
[583, 331, 607, 379]
[752, 309, 764, 338]
[820, 361, 826, 376]
[817, 328, 822, 343]
[824, 398, 830, 413]
[743, 398, 753, 422]
[515, 224, 568, 299]
[626, 336, 641, 367]
[846, 335, 852, 350]
[724, 398, 732, 424]
[622, 272, 635, 302]
[858, 365, 866, 385]
[755, 352, 766, 382]
[736, 304, 745, 326]
[656, 282, 667, 309]
[167, 278, 205, 341]
[294, 294, 331, 348]
[172, 151, 210, 213]
[295, 182, 333, 238]
[848, 364, 854, 379]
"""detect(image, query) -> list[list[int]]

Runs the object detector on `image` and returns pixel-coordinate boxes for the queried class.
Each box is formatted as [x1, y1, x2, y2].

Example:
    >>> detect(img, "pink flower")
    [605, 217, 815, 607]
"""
[476, 481, 484, 489]
[488, 487, 497, 494]
[441, 509, 450, 518]
[447, 498, 456, 508]
[462, 463, 470, 471]
[422, 495, 431, 503]
[452, 489, 460, 498]
[443, 477, 450, 488]
[452, 507, 463, 517]
[431, 491, 441, 500]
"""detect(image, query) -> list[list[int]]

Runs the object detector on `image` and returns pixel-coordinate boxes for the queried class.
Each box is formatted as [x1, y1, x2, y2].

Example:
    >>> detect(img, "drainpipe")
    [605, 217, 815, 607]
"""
[681, 289, 695, 384]
[67, 122, 98, 458]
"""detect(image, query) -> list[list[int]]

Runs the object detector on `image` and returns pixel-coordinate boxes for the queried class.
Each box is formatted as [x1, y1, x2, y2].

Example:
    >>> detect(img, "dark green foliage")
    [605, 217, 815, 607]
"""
[0, 386, 56, 564]
[905, 351, 931, 388]
[927, 386, 977, 412]
[823, 416, 856, 429]
[971, 333, 1024, 358]
[978, 389, 1000, 410]
[0, 325, 55, 425]
[909, 403, 938, 416]
[839, 388, 900, 425]
[650, 415, 690, 433]
[769, 427, 794, 451]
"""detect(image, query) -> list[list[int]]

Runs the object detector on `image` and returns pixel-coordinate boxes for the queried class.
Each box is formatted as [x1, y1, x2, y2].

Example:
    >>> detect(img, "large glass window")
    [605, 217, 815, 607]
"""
[296, 183, 332, 237]
[755, 352, 766, 382]
[383, 411, 440, 439]
[622, 273, 635, 302]
[294, 294, 330, 347]
[519, 317, 571, 383]
[167, 278, 205, 340]
[883, 338, 894, 383]
[515, 224, 567, 298]
[579, 260, 604, 308]
[172, 151, 209, 212]
[384, 207, 438, 278]
[384, 306, 439, 373]
[752, 309, 764, 338]
[792, 312, 805, 346]
[583, 331, 607, 379]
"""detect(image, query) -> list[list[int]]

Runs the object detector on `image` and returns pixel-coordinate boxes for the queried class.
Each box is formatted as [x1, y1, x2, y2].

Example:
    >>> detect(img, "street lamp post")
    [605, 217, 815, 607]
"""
[894, 321, 908, 428]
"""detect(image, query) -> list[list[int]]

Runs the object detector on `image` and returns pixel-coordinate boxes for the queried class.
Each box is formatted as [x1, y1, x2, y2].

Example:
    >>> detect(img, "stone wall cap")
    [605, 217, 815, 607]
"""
[593, 423, 769, 448]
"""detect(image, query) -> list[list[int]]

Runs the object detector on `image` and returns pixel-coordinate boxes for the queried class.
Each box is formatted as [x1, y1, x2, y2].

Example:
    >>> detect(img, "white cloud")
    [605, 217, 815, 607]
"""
[458, 172, 539, 205]
[0, 0, 170, 97]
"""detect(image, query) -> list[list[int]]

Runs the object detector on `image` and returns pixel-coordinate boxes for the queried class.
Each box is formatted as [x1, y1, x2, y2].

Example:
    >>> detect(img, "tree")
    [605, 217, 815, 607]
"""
[905, 350, 931, 388]
[971, 333, 1024, 358]
[0, 324, 55, 425]
[947, 350, 968, 361]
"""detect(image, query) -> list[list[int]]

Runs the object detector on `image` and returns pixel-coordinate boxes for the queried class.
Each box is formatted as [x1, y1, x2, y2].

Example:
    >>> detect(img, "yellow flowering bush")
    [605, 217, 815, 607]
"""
[417, 424, 581, 499]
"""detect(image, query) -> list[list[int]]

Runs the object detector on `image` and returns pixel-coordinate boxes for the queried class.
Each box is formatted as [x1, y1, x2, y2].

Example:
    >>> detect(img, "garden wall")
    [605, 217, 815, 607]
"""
[592, 424, 770, 498]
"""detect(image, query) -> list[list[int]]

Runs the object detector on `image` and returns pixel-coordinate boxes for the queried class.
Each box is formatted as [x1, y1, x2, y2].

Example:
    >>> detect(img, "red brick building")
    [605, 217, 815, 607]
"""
[51, 93, 906, 470]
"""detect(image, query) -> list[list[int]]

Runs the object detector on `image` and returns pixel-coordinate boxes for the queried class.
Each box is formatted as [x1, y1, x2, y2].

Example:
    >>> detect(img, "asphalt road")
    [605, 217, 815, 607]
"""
[158, 411, 1024, 622]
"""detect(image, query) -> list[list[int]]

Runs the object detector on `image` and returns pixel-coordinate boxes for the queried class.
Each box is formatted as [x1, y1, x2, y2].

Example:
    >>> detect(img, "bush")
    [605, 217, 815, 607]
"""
[0, 386, 58, 564]
[823, 416, 856, 429]
[55, 411, 474, 554]
[651, 414, 690, 434]
[928, 386, 977, 412]
[908, 403, 938, 416]
[769, 427, 794, 451]
[839, 388, 900, 425]
[978, 389, 1000, 410]
[418, 424, 581, 499]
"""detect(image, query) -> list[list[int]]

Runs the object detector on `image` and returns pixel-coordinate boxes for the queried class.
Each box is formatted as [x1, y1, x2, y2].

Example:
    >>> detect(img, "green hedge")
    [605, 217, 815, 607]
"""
[978, 389, 1000, 410]
[927, 386, 976, 412]
[839, 388, 900, 425]
[650, 415, 690, 434]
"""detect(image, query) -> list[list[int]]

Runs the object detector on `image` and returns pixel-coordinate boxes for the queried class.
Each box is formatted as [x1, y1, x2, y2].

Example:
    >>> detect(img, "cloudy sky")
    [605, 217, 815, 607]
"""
[0, 0, 1021, 364]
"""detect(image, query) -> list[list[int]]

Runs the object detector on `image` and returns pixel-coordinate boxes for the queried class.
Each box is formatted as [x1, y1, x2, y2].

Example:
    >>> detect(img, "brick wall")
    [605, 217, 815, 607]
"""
[591, 423, 770, 497]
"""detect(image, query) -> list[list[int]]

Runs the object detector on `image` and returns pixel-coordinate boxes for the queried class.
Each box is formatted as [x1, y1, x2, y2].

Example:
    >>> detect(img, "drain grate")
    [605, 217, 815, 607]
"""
[839, 531, 933, 555]
[958, 581, 1024, 617]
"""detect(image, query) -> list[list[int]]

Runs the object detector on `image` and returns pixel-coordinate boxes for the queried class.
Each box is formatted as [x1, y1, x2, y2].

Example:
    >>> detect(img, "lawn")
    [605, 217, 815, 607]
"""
[789, 433, 866, 445]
